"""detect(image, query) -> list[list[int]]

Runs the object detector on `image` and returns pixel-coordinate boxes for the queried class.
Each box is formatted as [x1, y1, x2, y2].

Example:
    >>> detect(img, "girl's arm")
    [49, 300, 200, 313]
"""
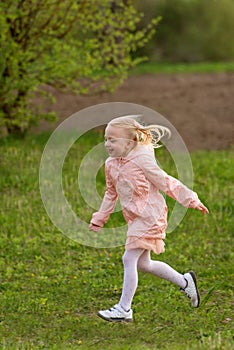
[140, 154, 209, 213]
[89, 163, 118, 231]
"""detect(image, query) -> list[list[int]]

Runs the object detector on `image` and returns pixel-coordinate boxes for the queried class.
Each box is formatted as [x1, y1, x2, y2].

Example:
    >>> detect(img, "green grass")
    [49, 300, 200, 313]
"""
[131, 61, 234, 75]
[0, 131, 233, 349]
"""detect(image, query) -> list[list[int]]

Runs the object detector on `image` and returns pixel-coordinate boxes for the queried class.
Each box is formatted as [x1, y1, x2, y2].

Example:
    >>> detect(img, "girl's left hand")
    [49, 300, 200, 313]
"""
[197, 202, 209, 214]
[89, 223, 101, 232]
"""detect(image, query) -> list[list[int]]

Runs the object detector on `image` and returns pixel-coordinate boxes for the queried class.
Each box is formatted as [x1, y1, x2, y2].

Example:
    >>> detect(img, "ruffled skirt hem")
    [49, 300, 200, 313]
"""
[125, 236, 165, 255]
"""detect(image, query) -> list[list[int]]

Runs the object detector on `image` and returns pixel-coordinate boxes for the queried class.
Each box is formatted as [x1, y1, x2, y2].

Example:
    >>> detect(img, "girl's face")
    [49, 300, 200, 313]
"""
[104, 125, 135, 158]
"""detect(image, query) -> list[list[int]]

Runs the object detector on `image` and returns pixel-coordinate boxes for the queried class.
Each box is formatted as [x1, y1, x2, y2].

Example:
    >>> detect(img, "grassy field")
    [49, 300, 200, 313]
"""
[0, 131, 233, 349]
[131, 61, 234, 75]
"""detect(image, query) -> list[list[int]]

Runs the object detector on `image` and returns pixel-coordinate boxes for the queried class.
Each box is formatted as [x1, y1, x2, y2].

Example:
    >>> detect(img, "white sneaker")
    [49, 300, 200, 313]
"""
[98, 304, 133, 322]
[181, 271, 200, 308]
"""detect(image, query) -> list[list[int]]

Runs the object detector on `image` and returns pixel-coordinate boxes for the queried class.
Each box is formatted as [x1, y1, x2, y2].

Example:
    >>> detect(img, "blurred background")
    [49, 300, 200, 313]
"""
[134, 0, 234, 63]
[1, 0, 234, 147]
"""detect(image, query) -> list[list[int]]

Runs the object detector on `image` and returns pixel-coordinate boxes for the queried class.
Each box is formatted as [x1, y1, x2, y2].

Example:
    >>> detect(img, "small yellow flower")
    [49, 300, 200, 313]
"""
[40, 298, 47, 306]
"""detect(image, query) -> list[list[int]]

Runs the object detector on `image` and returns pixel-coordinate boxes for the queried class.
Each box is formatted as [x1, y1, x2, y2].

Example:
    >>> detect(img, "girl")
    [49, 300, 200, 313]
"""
[89, 115, 209, 322]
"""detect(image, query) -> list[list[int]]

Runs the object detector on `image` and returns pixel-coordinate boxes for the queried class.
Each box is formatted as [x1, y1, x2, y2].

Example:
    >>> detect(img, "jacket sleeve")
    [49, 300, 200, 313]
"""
[90, 162, 118, 227]
[139, 154, 201, 209]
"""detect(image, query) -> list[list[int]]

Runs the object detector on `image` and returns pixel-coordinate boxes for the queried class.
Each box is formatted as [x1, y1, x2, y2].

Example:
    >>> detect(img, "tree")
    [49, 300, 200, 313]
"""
[0, 0, 159, 135]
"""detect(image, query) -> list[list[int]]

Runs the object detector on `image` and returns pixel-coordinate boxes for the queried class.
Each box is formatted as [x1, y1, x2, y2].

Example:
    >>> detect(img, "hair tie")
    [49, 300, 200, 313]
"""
[134, 122, 144, 142]
[134, 122, 142, 131]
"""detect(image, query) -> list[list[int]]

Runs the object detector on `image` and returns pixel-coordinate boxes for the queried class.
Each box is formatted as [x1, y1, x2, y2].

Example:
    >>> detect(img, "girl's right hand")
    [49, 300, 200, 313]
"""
[89, 223, 102, 232]
[196, 202, 209, 215]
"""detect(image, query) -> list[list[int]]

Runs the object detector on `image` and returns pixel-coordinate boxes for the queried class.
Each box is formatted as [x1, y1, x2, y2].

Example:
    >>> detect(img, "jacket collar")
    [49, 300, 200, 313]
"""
[107, 144, 154, 162]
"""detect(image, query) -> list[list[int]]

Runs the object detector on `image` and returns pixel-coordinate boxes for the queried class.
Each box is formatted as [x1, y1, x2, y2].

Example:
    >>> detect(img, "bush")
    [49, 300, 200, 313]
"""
[0, 0, 159, 135]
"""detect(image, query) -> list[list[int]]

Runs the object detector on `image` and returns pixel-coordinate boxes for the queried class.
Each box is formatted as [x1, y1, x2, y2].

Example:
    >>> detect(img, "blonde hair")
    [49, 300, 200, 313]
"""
[108, 115, 171, 148]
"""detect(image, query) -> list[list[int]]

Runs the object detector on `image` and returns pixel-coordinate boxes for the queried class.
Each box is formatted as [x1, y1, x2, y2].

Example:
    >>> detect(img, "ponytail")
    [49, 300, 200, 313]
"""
[108, 115, 171, 148]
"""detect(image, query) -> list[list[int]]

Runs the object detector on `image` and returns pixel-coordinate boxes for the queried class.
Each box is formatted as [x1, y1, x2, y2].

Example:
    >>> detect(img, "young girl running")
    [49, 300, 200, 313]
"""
[89, 115, 209, 322]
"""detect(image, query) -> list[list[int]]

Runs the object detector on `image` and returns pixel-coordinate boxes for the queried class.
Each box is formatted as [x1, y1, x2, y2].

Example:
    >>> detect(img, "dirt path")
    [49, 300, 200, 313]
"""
[36, 72, 234, 151]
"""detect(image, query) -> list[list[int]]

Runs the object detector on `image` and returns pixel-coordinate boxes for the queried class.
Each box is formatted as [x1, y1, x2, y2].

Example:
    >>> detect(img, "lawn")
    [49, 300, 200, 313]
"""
[0, 131, 233, 349]
[130, 61, 234, 75]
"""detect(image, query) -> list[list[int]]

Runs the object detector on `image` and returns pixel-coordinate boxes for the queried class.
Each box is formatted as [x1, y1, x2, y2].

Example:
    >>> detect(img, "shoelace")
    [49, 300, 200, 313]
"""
[181, 289, 192, 299]
[180, 279, 192, 299]
[109, 306, 122, 315]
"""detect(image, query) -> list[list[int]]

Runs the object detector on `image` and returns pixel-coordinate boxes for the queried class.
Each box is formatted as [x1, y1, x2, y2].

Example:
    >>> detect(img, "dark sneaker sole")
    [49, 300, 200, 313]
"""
[189, 270, 200, 308]
[98, 312, 133, 323]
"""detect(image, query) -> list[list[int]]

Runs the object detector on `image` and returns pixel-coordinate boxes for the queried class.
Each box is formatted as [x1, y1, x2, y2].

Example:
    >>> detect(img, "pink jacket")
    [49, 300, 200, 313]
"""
[91, 145, 201, 239]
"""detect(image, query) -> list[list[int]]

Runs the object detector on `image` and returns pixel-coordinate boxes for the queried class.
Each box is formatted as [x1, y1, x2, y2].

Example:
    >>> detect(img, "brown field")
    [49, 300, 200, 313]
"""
[35, 72, 234, 151]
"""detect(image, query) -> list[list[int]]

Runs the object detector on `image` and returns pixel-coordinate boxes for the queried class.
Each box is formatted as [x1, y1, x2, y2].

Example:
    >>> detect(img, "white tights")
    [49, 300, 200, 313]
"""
[119, 249, 187, 311]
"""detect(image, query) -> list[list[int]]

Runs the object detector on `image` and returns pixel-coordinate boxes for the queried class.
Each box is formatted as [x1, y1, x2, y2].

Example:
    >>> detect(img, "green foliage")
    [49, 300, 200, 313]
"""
[0, 132, 233, 349]
[0, 1, 159, 135]
[134, 0, 234, 63]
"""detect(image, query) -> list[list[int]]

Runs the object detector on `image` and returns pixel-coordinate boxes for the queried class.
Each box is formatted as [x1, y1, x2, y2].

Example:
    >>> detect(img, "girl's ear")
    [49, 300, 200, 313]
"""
[128, 139, 137, 149]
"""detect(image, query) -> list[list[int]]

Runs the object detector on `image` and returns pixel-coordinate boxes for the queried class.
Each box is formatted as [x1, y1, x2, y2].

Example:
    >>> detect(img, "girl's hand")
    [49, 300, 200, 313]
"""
[196, 202, 209, 214]
[89, 223, 102, 232]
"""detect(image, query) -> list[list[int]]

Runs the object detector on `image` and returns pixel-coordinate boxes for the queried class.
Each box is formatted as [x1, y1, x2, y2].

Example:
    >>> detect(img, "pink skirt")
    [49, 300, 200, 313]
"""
[125, 236, 165, 255]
